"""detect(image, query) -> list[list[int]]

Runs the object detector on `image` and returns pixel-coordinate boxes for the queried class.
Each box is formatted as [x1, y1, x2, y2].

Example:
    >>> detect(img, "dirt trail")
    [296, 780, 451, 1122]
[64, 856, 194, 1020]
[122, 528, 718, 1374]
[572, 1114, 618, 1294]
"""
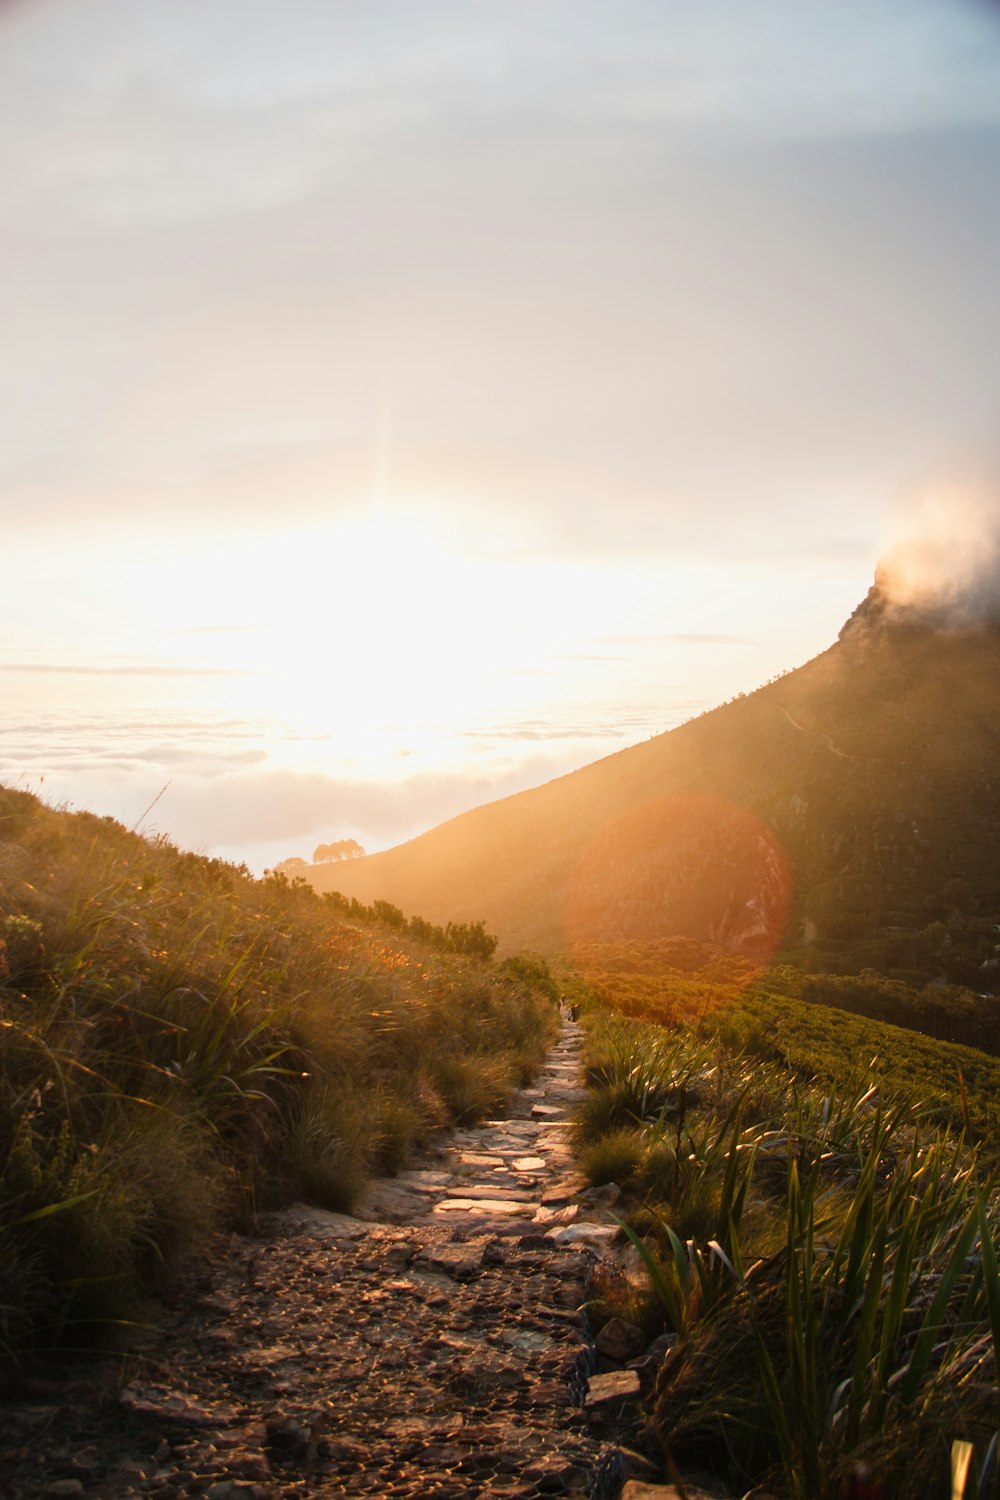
[1, 1021, 659, 1500]
[759, 699, 853, 761]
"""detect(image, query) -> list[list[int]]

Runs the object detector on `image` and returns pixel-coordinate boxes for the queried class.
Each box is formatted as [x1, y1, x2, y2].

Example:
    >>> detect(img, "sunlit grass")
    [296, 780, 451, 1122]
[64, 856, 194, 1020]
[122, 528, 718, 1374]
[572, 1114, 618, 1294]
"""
[574, 996, 1000, 1498]
[0, 786, 558, 1375]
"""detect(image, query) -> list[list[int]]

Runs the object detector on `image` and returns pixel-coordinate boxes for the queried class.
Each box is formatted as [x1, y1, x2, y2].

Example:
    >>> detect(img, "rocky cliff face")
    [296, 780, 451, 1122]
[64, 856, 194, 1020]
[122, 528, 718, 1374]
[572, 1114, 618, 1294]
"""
[840, 562, 1000, 640]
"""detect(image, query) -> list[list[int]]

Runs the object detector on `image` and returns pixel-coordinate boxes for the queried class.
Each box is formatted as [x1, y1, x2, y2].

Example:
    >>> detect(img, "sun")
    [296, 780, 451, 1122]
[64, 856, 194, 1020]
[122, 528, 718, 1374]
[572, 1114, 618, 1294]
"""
[247, 508, 510, 731]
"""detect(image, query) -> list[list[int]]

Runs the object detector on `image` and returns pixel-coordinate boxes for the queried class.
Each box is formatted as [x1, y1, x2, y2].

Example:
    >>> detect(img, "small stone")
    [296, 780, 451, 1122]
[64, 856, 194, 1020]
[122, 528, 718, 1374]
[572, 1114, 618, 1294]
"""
[584, 1369, 642, 1407]
[595, 1317, 647, 1362]
[530, 1104, 565, 1120]
[44, 1484, 85, 1499]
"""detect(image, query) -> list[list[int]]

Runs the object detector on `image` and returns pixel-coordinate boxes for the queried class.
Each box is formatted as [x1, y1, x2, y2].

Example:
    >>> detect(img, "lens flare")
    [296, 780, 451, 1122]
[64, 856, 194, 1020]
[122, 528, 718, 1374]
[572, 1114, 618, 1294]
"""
[564, 792, 791, 1013]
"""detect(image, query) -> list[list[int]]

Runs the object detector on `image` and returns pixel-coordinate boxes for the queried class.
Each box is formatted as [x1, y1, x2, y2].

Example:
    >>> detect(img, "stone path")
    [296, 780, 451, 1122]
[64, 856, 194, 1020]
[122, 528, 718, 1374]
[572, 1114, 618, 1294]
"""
[0, 1020, 666, 1500]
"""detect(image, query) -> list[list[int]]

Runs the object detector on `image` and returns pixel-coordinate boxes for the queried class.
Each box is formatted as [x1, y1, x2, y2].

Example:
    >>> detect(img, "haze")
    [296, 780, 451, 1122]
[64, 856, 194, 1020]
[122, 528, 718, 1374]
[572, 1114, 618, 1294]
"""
[3, 0, 999, 869]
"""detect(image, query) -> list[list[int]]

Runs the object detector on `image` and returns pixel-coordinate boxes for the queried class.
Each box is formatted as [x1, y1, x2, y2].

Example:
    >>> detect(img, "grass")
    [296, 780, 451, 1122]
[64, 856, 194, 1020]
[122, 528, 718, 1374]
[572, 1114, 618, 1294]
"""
[572, 995, 1000, 1498]
[0, 786, 558, 1377]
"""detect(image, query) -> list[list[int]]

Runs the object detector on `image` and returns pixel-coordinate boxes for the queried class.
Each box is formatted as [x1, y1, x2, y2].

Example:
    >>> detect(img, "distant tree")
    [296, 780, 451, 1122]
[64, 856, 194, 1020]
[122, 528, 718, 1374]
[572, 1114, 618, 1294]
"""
[273, 856, 308, 875]
[313, 839, 366, 864]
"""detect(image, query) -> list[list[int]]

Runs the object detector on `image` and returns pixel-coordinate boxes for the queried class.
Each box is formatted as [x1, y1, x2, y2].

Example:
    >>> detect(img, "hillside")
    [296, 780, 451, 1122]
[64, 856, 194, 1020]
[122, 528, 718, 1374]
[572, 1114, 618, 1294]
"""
[0, 787, 556, 1374]
[305, 580, 1000, 981]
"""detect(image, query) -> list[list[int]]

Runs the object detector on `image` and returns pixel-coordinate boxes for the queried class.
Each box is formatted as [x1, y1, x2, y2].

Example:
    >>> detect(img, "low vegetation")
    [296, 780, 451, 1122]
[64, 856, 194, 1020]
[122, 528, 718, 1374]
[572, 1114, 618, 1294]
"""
[574, 987, 1000, 1498]
[573, 942, 1000, 1145]
[0, 787, 557, 1378]
[577, 1009, 1000, 1494]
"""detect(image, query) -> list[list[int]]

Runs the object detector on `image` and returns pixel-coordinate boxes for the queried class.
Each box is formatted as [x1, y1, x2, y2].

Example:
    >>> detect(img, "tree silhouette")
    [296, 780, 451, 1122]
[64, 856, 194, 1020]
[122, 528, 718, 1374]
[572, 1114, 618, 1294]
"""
[313, 839, 365, 864]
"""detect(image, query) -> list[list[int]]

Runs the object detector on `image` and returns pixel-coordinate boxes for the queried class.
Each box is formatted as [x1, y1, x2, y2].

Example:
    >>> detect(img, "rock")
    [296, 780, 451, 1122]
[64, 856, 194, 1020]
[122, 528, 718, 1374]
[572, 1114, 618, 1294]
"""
[620, 1482, 733, 1500]
[397, 1169, 455, 1188]
[44, 1484, 85, 1499]
[414, 1242, 485, 1280]
[534, 1203, 580, 1228]
[626, 1354, 661, 1387]
[353, 1181, 430, 1221]
[530, 1104, 565, 1120]
[119, 1384, 242, 1428]
[579, 1182, 622, 1207]
[434, 1197, 538, 1216]
[540, 1176, 588, 1205]
[283, 1203, 371, 1239]
[446, 1181, 538, 1201]
[584, 1369, 642, 1407]
[546, 1222, 620, 1248]
[595, 1317, 647, 1362]
[523, 1452, 584, 1488]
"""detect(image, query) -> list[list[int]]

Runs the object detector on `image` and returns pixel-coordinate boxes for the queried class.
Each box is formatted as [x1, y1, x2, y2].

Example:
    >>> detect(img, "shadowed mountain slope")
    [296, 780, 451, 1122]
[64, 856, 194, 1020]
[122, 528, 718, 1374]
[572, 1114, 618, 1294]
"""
[305, 583, 1000, 973]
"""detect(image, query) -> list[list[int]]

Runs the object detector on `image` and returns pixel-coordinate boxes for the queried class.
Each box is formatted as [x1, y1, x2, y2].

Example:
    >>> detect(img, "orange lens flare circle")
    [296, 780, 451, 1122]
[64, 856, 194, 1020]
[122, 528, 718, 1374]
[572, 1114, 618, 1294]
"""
[564, 792, 791, 1002]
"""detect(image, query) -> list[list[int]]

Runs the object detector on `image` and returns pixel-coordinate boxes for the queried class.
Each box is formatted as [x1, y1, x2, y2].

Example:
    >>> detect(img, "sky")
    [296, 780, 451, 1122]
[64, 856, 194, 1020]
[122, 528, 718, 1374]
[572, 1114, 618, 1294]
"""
[3, 0, 999, 870]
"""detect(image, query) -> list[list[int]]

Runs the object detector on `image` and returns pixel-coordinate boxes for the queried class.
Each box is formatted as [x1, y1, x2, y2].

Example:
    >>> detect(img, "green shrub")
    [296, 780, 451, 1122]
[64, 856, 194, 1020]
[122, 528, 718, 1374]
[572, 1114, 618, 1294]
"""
[579, 1126, 644, 1186]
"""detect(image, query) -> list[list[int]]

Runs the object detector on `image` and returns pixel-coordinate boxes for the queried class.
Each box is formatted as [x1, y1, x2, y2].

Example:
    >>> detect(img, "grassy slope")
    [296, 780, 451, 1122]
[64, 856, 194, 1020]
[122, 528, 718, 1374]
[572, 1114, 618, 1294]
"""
[303, 625, 1000, 978]
[575, 993, 1000, 1499]
[0, 786, 557, 1375]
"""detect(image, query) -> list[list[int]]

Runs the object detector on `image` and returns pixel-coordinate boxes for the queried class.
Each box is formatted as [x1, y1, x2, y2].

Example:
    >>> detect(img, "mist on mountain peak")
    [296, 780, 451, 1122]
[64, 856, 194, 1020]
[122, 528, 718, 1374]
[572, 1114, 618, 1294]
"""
[841, 482, 1000, 638]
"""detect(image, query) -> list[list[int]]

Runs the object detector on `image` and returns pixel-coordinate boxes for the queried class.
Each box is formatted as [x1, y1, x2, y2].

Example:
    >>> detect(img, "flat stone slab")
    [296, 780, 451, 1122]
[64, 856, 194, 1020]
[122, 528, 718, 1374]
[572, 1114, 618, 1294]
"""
[397, 1169, 456, 1188]
[546, 1222, 620, 1248]
[530, 1104, 566, 1120]
[414, 1243, 484, 1280]
[353, 1182, 431, 1221]
[541, 1175, 589, 1204]
[283, 1204, 371, 1239]
[448, 1182, 539, 1201]
[434, 1197, 539, 1216]
[584, 1369, 642, 1407]
[511, 1156, 547, 1171]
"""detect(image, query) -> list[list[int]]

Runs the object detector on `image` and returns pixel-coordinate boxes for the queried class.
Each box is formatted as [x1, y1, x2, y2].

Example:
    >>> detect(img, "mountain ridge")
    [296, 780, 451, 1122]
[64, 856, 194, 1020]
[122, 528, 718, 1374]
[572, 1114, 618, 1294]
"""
[305, 586, 1000, 978]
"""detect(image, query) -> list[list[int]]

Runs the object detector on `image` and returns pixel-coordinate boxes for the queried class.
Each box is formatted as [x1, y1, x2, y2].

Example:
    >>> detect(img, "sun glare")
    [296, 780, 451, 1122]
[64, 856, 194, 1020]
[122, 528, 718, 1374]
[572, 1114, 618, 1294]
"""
[248, 509, 517, 730]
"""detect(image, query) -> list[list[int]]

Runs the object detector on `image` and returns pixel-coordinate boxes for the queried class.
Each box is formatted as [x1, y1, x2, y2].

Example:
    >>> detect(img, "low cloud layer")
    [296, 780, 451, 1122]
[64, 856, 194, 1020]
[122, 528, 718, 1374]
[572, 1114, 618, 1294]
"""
[5, 703, 674, 872]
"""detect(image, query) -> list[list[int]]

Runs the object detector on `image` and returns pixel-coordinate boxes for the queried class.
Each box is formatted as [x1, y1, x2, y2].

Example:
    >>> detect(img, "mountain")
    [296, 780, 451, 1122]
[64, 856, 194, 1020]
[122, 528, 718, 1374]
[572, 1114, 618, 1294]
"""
[304, 574, 1000, 980]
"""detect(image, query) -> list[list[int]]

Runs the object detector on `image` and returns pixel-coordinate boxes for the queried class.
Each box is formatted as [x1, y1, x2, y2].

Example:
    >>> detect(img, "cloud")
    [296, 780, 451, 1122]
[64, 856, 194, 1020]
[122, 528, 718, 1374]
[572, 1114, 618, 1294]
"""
[876, 478, 1000, 626]
[0, 660, 249, 677]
